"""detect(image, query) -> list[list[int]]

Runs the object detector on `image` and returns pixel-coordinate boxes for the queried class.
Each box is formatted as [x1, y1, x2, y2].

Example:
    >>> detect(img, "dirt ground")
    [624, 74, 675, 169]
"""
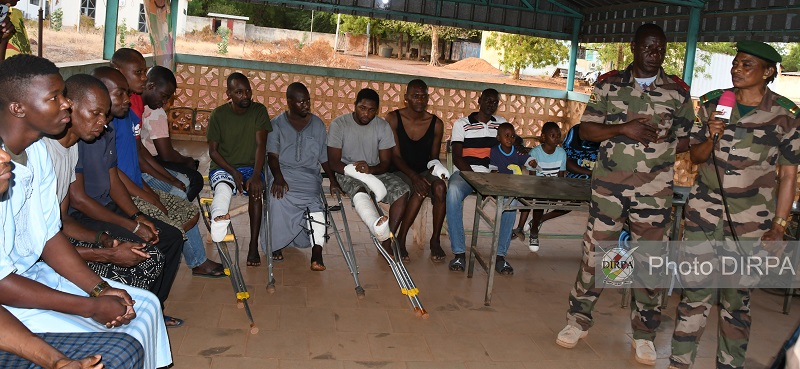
[32, 23, 589, 93]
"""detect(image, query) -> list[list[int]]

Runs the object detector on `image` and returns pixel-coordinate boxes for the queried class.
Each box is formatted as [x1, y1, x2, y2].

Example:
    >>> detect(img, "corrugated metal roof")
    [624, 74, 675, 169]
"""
[249, 0, 800, 42]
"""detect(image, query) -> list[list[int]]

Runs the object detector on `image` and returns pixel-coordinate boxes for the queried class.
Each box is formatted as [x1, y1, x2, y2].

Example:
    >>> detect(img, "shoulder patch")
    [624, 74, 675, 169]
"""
[699, 89, 724, 105]
[671, 75, 690, 92]
[596, 70, 618, 83]
[589, 92, 599, 103]
[777, 96, 800, 117]
[693, 116, 702, 128]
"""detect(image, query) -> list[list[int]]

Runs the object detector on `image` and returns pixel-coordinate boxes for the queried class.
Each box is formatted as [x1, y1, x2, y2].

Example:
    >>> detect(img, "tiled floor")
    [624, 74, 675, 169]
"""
[168, 142, 799, 368]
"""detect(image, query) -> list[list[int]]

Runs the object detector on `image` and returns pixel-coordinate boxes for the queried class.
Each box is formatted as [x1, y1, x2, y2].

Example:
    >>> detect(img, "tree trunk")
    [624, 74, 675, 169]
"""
[616, 44, 624, 70]
[513, 68, 520, 80]
[397, 32, 403, 60]
[429, 26, 440, 66]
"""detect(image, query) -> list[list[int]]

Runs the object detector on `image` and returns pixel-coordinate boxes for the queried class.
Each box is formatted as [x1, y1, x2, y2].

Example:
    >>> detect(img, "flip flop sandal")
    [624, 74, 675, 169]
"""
[164, 315, 184, 328]
[449, 255, 465, 272]
[271, 250, 284, 262]
[495, 259, 514, 275]
[192, 265, 226, 278]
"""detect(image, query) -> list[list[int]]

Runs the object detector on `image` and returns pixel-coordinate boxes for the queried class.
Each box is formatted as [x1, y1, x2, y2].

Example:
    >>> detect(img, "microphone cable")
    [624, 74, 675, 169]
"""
[710, 133, 747, 256]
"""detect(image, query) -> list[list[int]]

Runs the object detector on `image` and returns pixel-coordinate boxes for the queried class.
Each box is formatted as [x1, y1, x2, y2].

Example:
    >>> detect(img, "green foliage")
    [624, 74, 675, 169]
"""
[588, 42, 736, 77]
[118, 19, 135, 48]
[216, 26, 230, 54]
[783, 44, 800, 72]
[486, 32, 568, 79]
[50, 8, 63, 31]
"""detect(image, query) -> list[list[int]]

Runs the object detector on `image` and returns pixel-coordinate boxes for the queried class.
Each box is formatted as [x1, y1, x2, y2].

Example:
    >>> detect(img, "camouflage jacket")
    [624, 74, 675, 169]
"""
[583, 65, 694, 197]
[686, 88, 800, 239]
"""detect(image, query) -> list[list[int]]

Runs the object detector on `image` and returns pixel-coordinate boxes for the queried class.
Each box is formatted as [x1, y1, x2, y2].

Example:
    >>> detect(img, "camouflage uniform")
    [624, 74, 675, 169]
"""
[566, 65, 694, 340]
[670, 88, 800, 369]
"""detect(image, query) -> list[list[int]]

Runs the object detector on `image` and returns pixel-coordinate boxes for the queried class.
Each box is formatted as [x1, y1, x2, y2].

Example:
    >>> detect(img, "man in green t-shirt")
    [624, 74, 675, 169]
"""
[207, 72, 271, 266]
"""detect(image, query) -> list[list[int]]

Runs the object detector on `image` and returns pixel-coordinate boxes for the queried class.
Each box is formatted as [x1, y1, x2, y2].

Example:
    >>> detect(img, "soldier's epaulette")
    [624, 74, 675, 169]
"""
[596, 70, 618, 83]
[671, 75, 690, 93]
[699, 89, 724, 105]
[776, 96, 800, 117]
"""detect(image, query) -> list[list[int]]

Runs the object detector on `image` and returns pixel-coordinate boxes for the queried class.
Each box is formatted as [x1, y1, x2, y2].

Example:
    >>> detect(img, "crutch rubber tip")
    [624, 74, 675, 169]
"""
[355, 287, 366, 299]
[249, 324, 259, 334]
[420, 310, 429, 319]
[237, 301, 244, 309]
[414, 307, 423, 317]
[266, 284, 276, 294]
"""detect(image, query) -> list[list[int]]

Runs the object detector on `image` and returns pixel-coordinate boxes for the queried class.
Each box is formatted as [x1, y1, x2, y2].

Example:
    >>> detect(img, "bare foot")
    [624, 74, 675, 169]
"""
[247, 245, 261, 266]
[213, 213, 231, 222]
[310, 245, 326, 271]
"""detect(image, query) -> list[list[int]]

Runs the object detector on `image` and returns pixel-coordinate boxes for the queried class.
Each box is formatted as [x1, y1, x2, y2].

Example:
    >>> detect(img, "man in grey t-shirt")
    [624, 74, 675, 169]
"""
[327, 88, 410, 259]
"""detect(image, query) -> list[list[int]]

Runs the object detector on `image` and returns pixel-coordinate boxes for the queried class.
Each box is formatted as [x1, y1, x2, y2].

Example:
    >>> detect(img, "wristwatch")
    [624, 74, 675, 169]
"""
[89, 280, 111, 298]
[129, 211, 144, 220]
[773, 216, 788, 228]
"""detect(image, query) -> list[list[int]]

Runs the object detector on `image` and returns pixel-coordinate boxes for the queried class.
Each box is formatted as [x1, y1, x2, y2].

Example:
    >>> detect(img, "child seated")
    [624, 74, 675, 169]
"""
[520, 121, 567, 252]
[488, 122, 535, 275]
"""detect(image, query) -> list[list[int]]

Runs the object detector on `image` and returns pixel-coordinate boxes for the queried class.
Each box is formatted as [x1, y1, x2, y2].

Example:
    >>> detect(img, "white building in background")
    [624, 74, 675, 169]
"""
[14, 0, 188, 34]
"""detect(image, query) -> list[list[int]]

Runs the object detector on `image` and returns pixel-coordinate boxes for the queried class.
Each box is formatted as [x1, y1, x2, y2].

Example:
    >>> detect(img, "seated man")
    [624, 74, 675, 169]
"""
[97, 66, 223, 279]
[385, 79, 447, 262]
[111, 51, 222, 277]
[327, 88, 409, 255]
[0, 138, 144, 369]
[446, 88, 514, 271]
[208, 72, 270, 266]
[66, 67, 184, 327]
[267, 82, 337, 270]
[0, 54, 171, 369]
[43, 73, 163, 290]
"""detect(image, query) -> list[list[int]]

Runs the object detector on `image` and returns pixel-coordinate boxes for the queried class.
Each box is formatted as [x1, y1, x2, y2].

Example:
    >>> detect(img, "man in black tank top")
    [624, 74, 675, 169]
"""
[385, 79, 447, 262]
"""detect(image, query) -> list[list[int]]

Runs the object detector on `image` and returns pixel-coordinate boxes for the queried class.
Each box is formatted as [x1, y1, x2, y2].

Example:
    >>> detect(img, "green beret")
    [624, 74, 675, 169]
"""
[736, 40, 782, 63]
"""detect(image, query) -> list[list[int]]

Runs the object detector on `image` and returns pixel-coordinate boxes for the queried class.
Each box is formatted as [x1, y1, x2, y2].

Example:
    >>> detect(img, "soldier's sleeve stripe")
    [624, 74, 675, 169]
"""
[777, 96, 800, 117]
[672, 75, 690, 92]
[699, 89, 724, 105]
[597, 70, 618, 83]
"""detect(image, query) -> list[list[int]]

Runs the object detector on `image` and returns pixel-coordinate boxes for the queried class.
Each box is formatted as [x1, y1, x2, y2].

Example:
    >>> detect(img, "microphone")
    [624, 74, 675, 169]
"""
[713, 91, 736, 142]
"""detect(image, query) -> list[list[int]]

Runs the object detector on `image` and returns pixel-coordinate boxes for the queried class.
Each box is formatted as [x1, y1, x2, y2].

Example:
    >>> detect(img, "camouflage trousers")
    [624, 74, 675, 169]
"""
[670, 228, 752, 369]
[567, 190, 672, 340]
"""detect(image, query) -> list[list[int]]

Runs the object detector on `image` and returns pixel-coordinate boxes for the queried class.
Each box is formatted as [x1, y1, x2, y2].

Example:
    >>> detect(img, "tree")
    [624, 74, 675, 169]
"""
[485, 32, 569, 79]
[783, 44, 800, 72]
[588, 42, 736, 76]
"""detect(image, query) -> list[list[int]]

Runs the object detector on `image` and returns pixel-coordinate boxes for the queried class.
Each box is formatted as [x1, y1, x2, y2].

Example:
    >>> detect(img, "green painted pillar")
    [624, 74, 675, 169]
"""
[170, 0, 179, 30]
[102, 0, 119, 60]
[682, 6, 701, 84]
[566, 18, 581, 92]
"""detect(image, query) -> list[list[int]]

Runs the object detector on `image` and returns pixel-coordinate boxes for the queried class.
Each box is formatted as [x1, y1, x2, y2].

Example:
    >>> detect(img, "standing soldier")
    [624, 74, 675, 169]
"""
[554, 23, 695, 367]
[670, 41, 800, 369]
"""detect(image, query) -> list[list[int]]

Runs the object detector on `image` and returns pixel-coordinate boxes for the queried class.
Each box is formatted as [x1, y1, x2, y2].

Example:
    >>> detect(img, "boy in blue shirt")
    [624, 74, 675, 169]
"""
[488, 123, 534, 275]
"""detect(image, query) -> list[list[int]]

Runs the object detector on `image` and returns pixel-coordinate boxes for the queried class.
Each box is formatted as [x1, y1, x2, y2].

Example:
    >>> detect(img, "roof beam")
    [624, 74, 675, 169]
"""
[257, 0, 574, 39]
[647, 0, 705, 7]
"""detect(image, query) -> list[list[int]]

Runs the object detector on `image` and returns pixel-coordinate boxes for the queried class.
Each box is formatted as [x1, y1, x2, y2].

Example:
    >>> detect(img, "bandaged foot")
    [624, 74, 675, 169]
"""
[427, 159, 450, 180]
[353, 192, 391, 241]
[307, 211, 326, 246]
[210, 184, 233, 242]
[344, 164, 387, 202]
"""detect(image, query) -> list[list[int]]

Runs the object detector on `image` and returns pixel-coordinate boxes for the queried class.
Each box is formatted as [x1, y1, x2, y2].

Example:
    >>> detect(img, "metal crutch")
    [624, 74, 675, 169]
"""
[197, 197, 258, 334]
[364, 193, 428, 318]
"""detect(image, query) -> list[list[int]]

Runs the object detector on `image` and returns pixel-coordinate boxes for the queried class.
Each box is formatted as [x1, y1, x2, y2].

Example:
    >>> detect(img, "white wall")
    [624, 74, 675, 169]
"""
[184, 15, 336, 45]
[48, 0, 187, 32]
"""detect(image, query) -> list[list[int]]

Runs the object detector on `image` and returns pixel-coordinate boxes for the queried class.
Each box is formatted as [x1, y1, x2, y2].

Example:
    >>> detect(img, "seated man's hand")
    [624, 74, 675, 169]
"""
[89, 295, 128, 327]
[109, 241, 150, 268]
[54, 355, 104, 369]
[329, 179, 342, 196]
[410, 174, 431, 197]
[232, 171, 245, 195]
[0, 18, 15, 43]
[270, 176, 289, 199]
[353, 161, 371, 174]
[245, 176, 264, 200]
[97, 288, 136, 327]
[134, 219, 159, 244]
[170, 178, 186, 192]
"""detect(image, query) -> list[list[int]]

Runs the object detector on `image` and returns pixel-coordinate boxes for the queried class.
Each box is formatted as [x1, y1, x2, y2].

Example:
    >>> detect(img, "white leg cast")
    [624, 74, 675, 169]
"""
[427, 159, 450, 180]
[210, 184, 233, 242]
[352, 192, 391, 241]
[307, 211, 326, 247]
[344, 164, 387, 202]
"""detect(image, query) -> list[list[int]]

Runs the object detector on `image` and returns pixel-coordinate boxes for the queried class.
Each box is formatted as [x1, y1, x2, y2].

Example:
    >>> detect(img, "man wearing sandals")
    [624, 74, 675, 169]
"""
[267, 82, 339, 270]
[555, 23, 694, 366]
[446, 89, 516, 275]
